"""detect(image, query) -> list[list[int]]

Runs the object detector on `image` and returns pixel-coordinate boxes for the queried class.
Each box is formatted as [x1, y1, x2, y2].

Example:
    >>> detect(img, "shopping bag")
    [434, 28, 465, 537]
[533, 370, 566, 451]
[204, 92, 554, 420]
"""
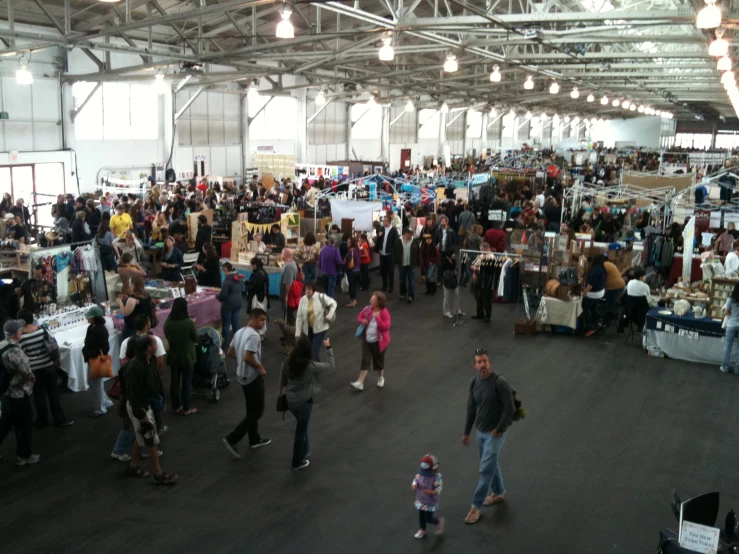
[107, 377, 121, 400]
[355, 324, 366, 339]
[341, 273, 349, 293]
[88, 354, 113, 380]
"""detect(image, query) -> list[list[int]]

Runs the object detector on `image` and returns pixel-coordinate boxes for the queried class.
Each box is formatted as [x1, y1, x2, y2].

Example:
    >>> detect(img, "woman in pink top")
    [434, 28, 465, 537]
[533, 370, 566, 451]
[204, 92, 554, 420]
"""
[350, 291, 391, 391]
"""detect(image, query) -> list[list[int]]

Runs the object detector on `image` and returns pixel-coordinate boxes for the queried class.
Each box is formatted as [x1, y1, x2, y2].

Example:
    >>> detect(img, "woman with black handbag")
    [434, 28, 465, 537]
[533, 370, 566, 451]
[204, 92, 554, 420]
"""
[279, 335, 334, 471]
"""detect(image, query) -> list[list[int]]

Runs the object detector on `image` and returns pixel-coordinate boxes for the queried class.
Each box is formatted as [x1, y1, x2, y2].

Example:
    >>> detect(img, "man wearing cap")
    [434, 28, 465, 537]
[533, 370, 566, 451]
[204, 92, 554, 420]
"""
[110, 204, 134, 239]
[0, 319, 41, 466]
[462, 349, 515, 524]
[8, 213, 28, 244]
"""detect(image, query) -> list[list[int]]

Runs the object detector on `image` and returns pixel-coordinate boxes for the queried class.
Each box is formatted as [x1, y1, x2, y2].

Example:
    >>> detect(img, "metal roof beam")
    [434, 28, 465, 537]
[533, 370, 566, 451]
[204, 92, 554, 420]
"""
[404, 10, 697, 25]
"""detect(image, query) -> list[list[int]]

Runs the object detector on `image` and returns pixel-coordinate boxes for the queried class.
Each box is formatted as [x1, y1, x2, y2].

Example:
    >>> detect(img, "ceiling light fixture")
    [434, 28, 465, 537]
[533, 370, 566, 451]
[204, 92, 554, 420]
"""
[405, 99, 415, 113]
[490, 65, 502, 83]
[587, 93, 595, 102]
[600, 95, 608, 105]
[622, 100, 631, 109]
[276, 5, 295, 39]
[524, 75, 534, 90]
[549, 81, 559, 94]
[367, 94, 377, 107]
[638, 105, 645, 113]
[709, 28, 729, 57]
[247, 83, 260, 102]
[718, 55, 732, 71]
[154, 71, 168, 94]
[570, 87, 579, 99]
[525, 111, 532, 120]
[696, 0, 721, 29]
[721, 70, 735, 85]
[378, 37, 394, 61]
[612, 98, 620, 107]
[630, 104, 636, 111]
[440, 102, 449, 113]
[16, 58, 33, 85]
[315, 89, 326, 106]
[564, 115, 571, 123]
[443, 53, 458, 73]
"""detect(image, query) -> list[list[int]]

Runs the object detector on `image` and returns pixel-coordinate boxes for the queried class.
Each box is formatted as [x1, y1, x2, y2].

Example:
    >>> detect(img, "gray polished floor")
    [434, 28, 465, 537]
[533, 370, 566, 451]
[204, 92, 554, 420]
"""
[3, 281, 737, 554]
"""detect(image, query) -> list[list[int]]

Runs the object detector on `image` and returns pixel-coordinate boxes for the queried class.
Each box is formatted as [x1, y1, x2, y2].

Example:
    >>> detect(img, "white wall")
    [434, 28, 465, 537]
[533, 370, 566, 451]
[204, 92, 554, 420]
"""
[591, 116, 662, 148]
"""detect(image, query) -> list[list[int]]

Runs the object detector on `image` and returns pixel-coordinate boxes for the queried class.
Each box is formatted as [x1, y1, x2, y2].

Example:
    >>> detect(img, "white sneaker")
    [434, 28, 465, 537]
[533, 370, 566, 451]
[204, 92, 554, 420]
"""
[457, 311, 466, 316]
[377, 377, 385, 388]
[414, 530, 427, 539]
[443, 312, 453, 318]
[16, 454, 41, 466]
[111, 452, 131, 462]
[350, 380, 364, 391]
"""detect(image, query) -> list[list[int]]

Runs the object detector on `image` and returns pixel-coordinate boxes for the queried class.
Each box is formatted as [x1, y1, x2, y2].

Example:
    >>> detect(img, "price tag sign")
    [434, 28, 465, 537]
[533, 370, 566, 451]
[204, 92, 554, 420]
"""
[679, 521, 719, 554]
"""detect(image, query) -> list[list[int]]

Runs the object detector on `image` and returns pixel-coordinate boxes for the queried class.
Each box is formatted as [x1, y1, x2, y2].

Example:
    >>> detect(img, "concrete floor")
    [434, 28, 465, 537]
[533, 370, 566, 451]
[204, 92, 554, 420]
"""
[3, 281, 739, 554]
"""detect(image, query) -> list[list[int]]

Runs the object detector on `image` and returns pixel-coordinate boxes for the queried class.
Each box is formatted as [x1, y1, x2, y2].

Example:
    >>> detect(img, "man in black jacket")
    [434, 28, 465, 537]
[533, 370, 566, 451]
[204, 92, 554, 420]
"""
[194, 214, 212, 255]
[374, 214, 398, 293]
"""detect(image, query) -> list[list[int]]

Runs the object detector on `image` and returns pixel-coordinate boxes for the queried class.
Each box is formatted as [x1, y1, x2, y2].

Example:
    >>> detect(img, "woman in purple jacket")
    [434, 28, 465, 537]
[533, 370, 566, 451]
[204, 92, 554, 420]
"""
[344, 236, 361, 308]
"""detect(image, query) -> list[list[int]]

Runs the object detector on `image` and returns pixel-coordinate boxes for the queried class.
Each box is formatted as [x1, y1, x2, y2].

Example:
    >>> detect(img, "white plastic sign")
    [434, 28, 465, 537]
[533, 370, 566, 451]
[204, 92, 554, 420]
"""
[679, 521, 719, 554]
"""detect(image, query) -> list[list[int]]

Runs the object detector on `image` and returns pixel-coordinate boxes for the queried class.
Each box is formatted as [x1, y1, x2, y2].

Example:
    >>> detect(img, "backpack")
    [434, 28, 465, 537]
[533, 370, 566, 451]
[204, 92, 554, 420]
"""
[318, 293, 336, 323]
[288, 280, 304, 309]
[442, 269, 458, 289]
[495, 375, 525, 423]
[0, 343, 20, 395]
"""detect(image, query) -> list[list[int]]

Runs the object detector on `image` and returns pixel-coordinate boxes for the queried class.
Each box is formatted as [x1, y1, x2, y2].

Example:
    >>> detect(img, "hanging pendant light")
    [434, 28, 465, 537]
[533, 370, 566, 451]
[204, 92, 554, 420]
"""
[612, 98, 620, 107]
[587, 94, 595, 102]
[600, 95, 608, 105]
[696, 0, 721, 29]
[276, 5, 295, 39]
[315, 89, 326, 106]
[718, 55, 732, 71]
[549, 81, 559, 94]
[443, 53, 458, 73]
[490, 65, 502, 82]
[405, 99, 415, 113]
[564, 115, 571, 123]
[622, 100, 631, 109]
[367, 94, 377, 107]
[630, 104, 636, 111]
[525, 111, 532, 120]
[378, 37, 394, 61]
[440, 102, 449, 114]
[523, 75, 534, 90]
[247, 83, 260, 101]
[709, 28, 729, 57]
[721, 70, 735, 85]
[638, 105, 645, 113]
[570, 87, 579, 99]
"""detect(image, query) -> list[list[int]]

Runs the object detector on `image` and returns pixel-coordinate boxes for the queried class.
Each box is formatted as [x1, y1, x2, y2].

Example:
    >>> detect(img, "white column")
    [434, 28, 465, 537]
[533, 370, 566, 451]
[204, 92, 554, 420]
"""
[242, 94, 251, 172]
[294, 87, 308, 164]
[381, 104, 390, 166]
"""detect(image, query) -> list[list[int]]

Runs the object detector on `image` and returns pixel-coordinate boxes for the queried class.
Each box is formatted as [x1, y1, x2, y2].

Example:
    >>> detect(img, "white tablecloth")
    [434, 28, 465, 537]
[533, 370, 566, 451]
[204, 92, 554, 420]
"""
[536, 295, 583, 330]
[55, 319, 122, 393]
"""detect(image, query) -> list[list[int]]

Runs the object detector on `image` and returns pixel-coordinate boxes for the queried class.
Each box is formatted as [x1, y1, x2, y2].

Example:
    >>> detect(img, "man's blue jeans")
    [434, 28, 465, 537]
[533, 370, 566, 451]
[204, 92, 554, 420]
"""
[322, 274, 337, 298]
[399, 266, 416, 299]
[303, 263, 318, 285]
[472, 430, 507, 509]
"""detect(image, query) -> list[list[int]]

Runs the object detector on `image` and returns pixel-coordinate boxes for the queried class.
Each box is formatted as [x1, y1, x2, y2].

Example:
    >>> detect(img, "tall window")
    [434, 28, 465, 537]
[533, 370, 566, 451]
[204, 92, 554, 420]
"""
[418, 109, 440, 139]
[350, 103, 381, 140]
[73, 82, 158, 140]
[249, 96, 297, 140]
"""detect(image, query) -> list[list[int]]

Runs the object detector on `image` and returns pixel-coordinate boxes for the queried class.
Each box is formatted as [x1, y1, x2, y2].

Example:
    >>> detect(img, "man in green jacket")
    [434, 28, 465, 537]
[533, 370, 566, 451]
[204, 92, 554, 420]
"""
[125, 335, 178, 485]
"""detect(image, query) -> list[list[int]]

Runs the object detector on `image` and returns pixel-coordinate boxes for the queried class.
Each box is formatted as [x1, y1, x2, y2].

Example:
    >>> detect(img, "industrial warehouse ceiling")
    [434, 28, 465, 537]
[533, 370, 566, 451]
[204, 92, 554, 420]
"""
[0, 0, 735, 120]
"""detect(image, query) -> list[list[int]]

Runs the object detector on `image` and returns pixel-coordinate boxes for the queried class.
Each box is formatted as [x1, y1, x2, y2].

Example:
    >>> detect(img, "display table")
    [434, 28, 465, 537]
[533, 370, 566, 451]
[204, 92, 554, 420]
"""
[229, 261, 282, 296]
[55, 319, 122, 393]
[667, 254, 702, 286]
[536, 295, 583, 330]
[112, 290, 221, 338]
[643, 307, 728, 366]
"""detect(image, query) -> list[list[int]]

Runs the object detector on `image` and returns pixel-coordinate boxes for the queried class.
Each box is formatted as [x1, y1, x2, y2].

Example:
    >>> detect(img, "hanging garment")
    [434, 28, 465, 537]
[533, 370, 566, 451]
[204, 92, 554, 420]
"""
[56, 251, 71, 273]
[497, 259, 512, 298]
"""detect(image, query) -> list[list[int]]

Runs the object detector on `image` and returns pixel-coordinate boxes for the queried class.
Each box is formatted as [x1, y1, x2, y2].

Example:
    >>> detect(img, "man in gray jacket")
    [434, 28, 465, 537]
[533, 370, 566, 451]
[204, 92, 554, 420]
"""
[462, 348, 515, 524]
[217, 262, 244, 346]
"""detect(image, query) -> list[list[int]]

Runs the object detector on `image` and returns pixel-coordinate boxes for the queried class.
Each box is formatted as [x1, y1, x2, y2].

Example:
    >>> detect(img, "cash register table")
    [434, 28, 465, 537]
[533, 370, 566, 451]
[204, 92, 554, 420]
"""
[112, 290, 221, 338]
[55, 318, 122, 393]
[643, 307, 730, 366]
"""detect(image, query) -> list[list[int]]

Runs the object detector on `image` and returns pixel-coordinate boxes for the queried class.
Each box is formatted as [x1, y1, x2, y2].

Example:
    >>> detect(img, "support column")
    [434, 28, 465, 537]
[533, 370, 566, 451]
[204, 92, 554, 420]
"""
[461, 109, 469, 157]
[242, 94, 251, 174]
[438, 111, 447, 160]
[381, 104, 390, 166]
[345, 103, 352, 160]
[295, 86, 308, 164]
[481, 112, 489, 158]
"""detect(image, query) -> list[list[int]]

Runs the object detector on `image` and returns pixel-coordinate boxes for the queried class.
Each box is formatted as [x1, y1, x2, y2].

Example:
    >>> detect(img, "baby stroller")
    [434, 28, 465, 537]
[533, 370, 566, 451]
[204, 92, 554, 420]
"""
[192, 327, 230, 402]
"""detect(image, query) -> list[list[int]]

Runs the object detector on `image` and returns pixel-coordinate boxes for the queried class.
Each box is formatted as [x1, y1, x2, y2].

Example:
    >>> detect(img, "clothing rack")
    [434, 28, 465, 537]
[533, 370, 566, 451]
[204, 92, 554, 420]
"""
[454, 249, 523, 327]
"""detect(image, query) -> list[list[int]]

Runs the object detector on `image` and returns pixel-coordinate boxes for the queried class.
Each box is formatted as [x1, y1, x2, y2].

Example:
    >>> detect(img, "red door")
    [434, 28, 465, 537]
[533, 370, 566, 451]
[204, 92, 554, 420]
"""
[400, 148, 411, 170]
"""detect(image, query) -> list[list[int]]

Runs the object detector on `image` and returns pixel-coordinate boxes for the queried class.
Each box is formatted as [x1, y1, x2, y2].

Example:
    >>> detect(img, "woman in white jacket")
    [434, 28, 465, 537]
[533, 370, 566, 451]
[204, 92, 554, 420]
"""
[295, 280, 337, 362]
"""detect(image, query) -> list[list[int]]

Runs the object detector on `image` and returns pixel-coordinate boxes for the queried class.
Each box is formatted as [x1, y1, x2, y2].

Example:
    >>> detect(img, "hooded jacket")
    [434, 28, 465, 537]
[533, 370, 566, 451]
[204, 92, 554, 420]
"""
[217, 272, 243, 311]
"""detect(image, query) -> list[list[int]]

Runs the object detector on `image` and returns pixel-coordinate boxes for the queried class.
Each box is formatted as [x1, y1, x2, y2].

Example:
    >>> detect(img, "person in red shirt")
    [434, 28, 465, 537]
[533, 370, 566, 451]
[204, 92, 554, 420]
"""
[359, 233, 372, 291]
[483, 223, 507, 253]
[196, 179, 209, 193]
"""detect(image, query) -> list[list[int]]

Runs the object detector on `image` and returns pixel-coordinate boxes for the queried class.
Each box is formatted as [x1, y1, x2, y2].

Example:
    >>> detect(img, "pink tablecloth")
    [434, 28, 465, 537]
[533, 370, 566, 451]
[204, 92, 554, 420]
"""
[113, 292, 221, 338]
